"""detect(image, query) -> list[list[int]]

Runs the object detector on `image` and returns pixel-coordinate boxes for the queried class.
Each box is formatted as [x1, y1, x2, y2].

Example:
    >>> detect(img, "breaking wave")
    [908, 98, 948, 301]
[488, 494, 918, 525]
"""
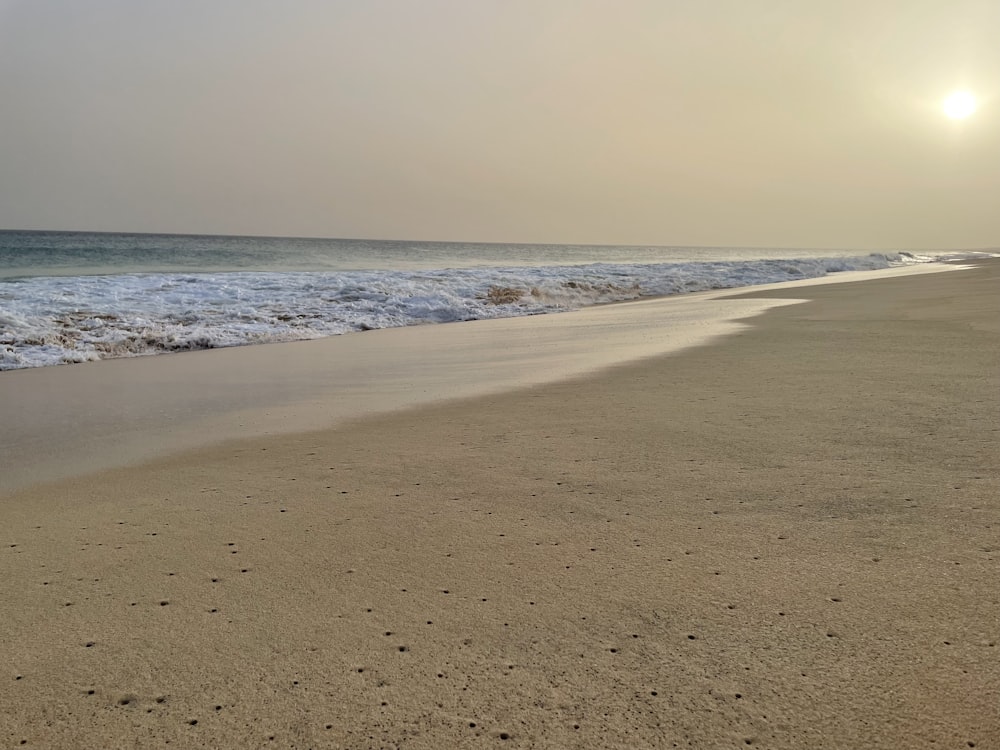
[0, 252, 951, 369]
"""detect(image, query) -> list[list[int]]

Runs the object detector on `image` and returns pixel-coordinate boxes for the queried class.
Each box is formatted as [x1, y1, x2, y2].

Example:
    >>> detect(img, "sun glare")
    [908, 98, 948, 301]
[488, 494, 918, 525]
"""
[942, 90, 977, 119]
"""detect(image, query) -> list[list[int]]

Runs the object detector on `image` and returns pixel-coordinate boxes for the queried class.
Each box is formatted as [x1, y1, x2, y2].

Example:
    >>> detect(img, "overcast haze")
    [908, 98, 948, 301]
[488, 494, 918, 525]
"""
[1, 0, 998, 248]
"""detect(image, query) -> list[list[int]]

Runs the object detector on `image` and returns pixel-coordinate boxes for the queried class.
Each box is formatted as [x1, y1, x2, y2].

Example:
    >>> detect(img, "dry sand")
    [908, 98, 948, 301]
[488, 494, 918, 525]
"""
[1, 261, 997, 749]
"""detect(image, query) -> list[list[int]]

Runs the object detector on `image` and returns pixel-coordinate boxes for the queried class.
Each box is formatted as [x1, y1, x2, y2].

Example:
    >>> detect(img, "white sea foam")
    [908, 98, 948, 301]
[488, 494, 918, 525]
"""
[0, 252, 959, 370]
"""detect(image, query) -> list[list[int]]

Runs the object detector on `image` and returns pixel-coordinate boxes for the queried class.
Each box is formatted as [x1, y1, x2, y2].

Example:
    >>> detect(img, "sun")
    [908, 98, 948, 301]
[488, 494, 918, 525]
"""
[942, 90, 977, 119]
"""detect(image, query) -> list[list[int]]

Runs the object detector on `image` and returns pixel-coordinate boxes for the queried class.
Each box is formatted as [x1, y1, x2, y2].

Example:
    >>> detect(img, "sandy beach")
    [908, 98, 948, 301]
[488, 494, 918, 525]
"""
[1, 261, 997, 748]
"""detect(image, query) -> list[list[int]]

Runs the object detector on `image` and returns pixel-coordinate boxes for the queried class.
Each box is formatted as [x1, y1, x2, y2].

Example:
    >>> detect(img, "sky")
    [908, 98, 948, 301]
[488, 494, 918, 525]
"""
[1, 0, 998, 249]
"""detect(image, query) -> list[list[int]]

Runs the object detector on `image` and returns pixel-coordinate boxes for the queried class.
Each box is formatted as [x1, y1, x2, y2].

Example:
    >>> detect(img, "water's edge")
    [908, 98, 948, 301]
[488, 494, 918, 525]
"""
[0, 263, 963, 495]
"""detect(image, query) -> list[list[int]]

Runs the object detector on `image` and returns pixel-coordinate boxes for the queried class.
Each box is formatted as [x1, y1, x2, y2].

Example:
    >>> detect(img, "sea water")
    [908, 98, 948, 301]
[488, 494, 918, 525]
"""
[0, 230, 987, 370]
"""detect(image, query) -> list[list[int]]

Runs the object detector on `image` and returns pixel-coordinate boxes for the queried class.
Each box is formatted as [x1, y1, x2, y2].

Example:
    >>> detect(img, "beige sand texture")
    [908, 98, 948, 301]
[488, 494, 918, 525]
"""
[1, 261, 997, 749]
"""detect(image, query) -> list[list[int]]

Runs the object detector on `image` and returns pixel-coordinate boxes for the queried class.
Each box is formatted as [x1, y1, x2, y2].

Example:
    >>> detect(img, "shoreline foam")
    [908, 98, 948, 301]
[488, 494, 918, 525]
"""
[1, 250, 970, 371]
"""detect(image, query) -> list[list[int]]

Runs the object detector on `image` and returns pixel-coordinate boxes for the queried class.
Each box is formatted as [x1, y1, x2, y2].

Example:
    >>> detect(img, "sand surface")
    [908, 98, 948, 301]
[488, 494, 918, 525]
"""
[1, 261, 998, 748]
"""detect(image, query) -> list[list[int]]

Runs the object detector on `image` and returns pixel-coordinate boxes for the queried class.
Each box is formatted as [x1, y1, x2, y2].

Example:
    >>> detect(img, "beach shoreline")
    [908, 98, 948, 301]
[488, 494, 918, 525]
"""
[0, 262, 964, 496]
[1, 260, 998, 748]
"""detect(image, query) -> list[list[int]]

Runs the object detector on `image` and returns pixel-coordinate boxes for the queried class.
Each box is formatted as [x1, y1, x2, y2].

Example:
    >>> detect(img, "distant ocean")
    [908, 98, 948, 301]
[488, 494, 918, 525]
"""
[0, 230, 988, 370]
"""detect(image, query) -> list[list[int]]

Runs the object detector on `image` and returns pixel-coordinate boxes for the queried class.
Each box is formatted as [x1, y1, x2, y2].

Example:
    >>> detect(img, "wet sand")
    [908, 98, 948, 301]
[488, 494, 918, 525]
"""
[1, 261, 997, 748]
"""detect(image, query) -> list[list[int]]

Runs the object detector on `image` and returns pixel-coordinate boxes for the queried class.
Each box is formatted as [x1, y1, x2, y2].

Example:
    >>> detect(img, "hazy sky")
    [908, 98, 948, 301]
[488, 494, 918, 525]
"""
[1, 1, 998, 248]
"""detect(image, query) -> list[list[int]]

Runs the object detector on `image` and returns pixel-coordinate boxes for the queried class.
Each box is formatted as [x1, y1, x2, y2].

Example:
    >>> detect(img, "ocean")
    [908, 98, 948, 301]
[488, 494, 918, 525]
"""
[0, 230, 987, 371]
